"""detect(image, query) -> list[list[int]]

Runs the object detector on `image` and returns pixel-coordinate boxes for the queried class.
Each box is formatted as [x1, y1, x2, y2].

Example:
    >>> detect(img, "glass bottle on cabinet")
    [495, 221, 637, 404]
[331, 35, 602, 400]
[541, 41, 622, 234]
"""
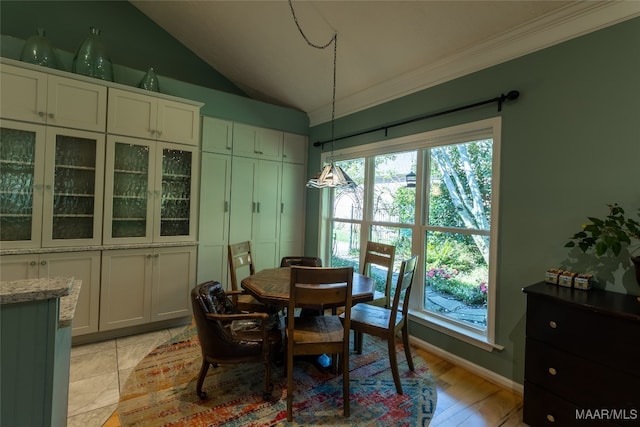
[0, 122, 45, 247]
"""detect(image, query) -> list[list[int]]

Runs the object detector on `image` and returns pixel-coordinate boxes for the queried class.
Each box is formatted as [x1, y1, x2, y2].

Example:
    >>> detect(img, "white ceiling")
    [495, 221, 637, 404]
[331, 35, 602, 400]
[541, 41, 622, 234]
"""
[131, 1, 640, 125]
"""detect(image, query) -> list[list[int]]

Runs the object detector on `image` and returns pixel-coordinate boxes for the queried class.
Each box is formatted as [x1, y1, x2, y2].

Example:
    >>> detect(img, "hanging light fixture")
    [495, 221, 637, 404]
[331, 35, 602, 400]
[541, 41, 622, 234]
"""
[405, 171, 416, 188]
[288, 1, 355, 189]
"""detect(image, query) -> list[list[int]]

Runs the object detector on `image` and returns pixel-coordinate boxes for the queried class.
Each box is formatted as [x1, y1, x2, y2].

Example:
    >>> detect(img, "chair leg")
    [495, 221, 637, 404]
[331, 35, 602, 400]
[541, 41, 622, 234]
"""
[287, 349, 294, 421]
[402, 323, 414, 371]
[388, 335, 403, 395]
[196, 360, 210, 400]
[342, 350, 350, 417]
[355, 331, 364, 354]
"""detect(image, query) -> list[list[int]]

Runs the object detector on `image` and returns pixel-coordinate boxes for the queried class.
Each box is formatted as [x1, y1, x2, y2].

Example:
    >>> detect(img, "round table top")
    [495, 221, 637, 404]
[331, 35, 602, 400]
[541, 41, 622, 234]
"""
[241, 267, 374, 306]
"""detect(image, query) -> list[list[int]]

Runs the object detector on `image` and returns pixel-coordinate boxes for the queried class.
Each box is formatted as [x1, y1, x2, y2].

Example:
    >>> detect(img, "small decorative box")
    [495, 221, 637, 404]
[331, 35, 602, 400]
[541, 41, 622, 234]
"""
[545, 269, 563, 284]
[558, 271, 577, 288]
[574, 273, 593, 290]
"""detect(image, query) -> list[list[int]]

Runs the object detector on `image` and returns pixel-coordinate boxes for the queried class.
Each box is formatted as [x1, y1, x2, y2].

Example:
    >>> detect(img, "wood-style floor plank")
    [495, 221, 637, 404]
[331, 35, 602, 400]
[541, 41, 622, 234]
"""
[416, 347, 526, 426]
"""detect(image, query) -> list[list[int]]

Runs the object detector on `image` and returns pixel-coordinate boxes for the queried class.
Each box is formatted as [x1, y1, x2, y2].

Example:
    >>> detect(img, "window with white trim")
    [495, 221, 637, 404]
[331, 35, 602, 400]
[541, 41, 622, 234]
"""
[320, 118, 501, 349]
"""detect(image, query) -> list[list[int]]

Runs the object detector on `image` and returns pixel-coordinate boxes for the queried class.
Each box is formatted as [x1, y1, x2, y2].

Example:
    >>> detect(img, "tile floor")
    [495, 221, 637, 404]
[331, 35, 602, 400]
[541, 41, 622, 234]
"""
[67, 325, 189, 427]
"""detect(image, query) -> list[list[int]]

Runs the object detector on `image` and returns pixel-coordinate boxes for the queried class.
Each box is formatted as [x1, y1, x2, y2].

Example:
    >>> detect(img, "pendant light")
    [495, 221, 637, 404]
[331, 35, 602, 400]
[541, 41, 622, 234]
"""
[288, 1, 355, 189]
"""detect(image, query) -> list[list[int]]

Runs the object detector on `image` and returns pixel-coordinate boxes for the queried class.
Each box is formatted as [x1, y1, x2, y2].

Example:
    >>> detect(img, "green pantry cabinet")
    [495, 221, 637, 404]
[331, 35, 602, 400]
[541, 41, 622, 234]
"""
[197, 117, 307, 287]
[0, 58, 201, 338]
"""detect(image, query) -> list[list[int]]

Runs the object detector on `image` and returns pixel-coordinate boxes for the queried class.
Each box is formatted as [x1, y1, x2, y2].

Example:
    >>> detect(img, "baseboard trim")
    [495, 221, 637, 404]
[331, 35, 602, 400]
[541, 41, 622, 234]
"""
[409, 335, 524, 395]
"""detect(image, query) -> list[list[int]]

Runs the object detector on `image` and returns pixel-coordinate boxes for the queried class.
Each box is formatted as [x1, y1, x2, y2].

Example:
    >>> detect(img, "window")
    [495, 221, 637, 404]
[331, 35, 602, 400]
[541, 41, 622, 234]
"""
[321, 118, 501, 349]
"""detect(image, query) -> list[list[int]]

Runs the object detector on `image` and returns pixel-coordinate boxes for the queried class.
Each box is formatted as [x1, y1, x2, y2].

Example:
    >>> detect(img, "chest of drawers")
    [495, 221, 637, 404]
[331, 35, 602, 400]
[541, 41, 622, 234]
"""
[522, 282, 640, 426]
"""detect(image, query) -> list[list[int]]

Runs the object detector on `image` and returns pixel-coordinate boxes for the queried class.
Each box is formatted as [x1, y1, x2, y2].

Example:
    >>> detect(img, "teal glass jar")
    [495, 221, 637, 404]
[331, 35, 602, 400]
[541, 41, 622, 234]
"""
[72, 27, 113, 81]
[138, 67, 160, 92]
[20, 28, 59, 69]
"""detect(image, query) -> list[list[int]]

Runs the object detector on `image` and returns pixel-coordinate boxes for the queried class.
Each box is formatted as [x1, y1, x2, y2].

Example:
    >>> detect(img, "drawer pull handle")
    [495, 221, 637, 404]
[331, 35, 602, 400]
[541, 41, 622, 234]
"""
[549, 320, 557, 329]
[546, 414, 556, 422]
[548, 367, 557, 376]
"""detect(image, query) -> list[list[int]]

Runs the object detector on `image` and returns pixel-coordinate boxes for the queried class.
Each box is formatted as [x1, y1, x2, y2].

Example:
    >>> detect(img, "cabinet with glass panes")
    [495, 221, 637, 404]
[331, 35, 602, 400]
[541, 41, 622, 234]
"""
[103, 135, 198, 244]
[0, 120, 104, 248]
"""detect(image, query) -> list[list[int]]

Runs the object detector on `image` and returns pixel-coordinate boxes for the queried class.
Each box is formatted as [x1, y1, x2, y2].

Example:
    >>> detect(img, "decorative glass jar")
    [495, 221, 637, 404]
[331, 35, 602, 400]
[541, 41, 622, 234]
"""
[72, 27, 113, 81]
[20, 28, 59, 69]
[138, 67, 160, 92]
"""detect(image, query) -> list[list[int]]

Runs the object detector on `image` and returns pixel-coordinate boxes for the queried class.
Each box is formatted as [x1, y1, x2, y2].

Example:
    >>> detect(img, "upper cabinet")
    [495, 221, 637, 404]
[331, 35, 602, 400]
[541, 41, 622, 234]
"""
[107, 88, 200, 146]
[202, 116, 233, 154]
[0, 63, 107, 132]
[232, 123, 283, 161]
[283, 132, 308, 164]
[103, 135, 199, 245]
[0, 120, 105, 249]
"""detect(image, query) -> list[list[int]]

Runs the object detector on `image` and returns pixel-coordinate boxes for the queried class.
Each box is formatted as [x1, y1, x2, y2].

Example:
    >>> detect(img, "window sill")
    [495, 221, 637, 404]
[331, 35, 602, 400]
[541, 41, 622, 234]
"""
[409, 310, 504, 352]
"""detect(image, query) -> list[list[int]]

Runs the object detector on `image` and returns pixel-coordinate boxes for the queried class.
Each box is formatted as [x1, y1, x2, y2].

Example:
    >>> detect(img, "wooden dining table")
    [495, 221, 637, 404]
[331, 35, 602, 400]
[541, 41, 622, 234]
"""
[240, 266, 374, 307]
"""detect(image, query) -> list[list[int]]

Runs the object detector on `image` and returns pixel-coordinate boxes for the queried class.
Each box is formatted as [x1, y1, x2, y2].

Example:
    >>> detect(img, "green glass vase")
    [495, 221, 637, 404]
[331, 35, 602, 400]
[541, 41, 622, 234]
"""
[72, 27, 113, 81]
[20, 28, 59, 69]
[138, 67, 160, 92]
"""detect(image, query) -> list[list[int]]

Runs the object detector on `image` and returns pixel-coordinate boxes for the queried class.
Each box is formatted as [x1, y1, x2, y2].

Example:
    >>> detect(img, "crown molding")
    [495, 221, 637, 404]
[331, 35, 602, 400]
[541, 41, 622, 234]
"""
[308, 1, 640, 126]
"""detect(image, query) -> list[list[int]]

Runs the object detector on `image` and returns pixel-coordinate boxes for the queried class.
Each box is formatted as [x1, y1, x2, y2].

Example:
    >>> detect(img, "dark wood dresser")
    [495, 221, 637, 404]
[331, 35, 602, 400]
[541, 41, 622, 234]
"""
[522, 282, 640, 426]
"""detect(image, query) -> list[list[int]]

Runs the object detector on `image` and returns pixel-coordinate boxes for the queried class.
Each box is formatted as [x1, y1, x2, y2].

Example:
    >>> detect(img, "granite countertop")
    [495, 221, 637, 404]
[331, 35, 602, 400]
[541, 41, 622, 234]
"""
[0, 241, 198, 256]
[0, 276, 81, 328]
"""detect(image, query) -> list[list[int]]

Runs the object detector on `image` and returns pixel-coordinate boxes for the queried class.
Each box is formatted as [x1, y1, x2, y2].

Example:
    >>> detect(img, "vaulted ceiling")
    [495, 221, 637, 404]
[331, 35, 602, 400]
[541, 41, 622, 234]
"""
[131, 1, 639, 125]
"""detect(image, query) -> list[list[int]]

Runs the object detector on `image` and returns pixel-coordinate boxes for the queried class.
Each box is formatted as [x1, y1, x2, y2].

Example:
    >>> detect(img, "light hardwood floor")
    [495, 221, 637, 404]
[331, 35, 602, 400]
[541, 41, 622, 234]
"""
[417, 347, 526, 426]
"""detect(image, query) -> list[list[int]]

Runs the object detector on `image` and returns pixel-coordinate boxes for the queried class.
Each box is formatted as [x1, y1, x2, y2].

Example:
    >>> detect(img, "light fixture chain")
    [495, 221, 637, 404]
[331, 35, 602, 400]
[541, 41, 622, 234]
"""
[288, 0, 337, 157]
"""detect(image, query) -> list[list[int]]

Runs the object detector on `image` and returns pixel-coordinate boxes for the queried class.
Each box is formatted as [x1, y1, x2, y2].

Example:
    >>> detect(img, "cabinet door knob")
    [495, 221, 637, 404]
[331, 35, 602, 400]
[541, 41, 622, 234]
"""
[48, 113, 54, 119]
[156, 130, 163, 137]
[548, 367, 557, 376]
[548, 320, 557, 329]
[38, 111, 46, 118]
[29, 261, 37, 266]
[546, 414, 556, 422]
[154, 253, 160, 258]
[40, 260, 47, 266]
[146, 254, 153, 259]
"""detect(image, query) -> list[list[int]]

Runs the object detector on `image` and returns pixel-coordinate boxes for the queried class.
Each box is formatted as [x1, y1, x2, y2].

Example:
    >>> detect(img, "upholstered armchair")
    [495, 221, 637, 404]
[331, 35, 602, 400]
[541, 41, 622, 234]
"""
[190, 281, 281, 400]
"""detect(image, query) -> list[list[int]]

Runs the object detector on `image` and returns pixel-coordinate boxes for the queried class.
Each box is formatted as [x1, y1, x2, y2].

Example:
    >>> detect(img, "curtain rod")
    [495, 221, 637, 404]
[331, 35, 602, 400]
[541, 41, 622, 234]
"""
[313, 90, 520, 148]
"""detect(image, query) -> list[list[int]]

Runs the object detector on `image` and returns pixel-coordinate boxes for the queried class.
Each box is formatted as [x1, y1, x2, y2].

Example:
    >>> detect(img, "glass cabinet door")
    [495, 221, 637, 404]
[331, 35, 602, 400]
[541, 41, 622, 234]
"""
[104, 136, 155, 244]
[155, 143, 197, 241]
[42, 128, 105, 247]
[0, 121, 46, 248]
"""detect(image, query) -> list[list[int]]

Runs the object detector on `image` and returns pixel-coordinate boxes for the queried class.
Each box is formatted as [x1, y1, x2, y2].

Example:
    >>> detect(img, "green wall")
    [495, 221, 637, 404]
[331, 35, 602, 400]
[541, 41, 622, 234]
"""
[307, 17, 640, 384]
[0, 0, 309, 133]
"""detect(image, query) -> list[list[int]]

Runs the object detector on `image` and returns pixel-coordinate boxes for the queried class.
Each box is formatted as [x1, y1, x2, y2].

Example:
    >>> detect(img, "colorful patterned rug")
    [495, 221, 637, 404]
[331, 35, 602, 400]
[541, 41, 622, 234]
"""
[118, 325, 436, 426]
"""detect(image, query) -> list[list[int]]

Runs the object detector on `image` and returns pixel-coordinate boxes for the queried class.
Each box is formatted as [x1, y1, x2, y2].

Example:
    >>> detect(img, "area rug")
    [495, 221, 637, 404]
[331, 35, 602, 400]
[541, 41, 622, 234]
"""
[118, 325, 436, 426]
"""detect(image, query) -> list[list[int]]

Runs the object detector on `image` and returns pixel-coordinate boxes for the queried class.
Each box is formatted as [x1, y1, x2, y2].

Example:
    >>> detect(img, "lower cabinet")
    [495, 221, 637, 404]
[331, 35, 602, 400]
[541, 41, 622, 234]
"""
[523, 282, 640, 427]
[100, 245, 196, 331]
[0, 251, 101, 336]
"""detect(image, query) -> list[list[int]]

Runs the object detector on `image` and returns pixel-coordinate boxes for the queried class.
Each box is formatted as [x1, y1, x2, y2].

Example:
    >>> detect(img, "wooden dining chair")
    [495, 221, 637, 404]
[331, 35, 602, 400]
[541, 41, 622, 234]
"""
[362, 241, 396, 308]
[286, 266, 353, 421]
[345, 255, 418, 395]
[227, 241, 266, 312]
[279, 256, 323, 267]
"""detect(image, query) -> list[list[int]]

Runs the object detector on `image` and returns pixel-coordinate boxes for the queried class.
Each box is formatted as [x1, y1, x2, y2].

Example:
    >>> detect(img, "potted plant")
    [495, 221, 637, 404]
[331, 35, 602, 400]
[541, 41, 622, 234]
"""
[565, 203, 640, 286]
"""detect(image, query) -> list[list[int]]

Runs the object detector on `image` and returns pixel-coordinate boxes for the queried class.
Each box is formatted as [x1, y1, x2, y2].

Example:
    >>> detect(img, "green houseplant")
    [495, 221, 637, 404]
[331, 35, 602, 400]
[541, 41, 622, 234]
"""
[565, 203, 640, 286]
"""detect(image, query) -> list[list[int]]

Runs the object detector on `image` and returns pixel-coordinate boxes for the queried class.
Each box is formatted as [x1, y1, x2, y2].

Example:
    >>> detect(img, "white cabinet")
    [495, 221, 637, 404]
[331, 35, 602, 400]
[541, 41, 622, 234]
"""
[197, 152, 232, 286]
[99, 246, 196, 331]
[0, 120, 105, 249]
[103, 135, 199, 244]
[0, 63, 107, 132]
[232, 123, 283, 161]
[280, 162, 306, 258]
[283, 132, 308, 164]
[0, 251, 101, 336]
[229, 157, 281, 272]
[107, 88, 200, 146]
[201, 116, 233, 154]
